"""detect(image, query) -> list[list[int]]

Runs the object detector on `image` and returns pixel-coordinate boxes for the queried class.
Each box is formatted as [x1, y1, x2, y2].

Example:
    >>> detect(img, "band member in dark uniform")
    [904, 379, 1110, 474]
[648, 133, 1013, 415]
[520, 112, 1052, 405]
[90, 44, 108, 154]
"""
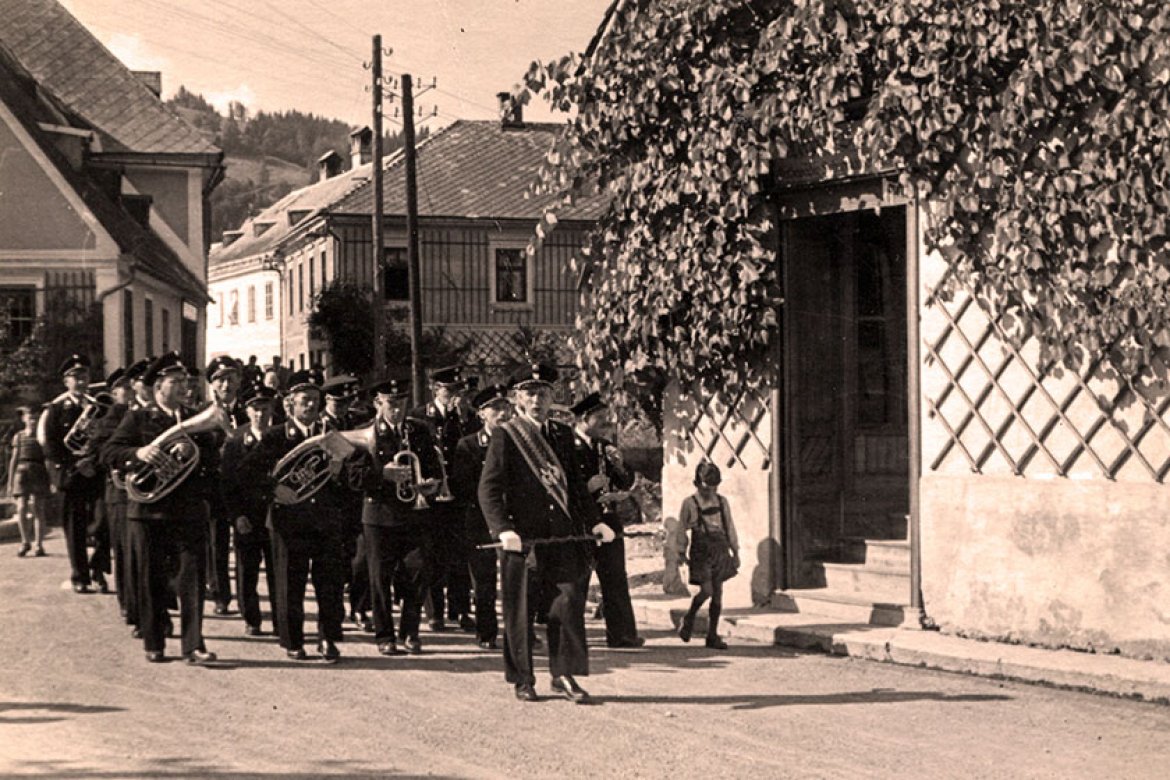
[478, 363, 611, 703]
[571, 392, 644, 648]
[359, 378, 443, 656]
[40, 354, 105, 594]
[450, 383, 512, 650]
[89, 367, 134, 624]
[205, 356, 245, 615]
[101, 352, 222, 664]
[221, 384, 278, 636]
[412, 366, 476, 632]
[321, 375, 371, 632]
[237, 370, 347, 662]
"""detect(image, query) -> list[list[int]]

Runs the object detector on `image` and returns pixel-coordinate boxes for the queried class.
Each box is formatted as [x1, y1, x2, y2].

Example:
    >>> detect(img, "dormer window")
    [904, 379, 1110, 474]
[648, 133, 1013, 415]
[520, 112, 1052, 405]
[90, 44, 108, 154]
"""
[288, 210, 311, 226]
[253, 221, 275, 237]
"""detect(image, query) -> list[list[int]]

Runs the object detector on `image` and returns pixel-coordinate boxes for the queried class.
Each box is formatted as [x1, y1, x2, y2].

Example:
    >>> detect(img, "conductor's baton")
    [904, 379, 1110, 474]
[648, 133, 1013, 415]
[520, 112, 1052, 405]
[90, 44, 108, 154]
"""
[476, 530, 657, 550]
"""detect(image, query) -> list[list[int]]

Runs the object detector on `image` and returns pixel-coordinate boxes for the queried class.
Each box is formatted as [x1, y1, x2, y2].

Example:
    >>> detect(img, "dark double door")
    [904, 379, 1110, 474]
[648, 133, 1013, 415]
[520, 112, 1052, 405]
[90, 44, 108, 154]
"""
[780, 207, 911, 588]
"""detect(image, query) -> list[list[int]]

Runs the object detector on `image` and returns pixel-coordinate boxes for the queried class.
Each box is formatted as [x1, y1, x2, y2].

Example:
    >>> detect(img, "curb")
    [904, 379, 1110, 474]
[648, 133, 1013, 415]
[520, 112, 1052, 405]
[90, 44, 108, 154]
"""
[632, 597, 1170, 704]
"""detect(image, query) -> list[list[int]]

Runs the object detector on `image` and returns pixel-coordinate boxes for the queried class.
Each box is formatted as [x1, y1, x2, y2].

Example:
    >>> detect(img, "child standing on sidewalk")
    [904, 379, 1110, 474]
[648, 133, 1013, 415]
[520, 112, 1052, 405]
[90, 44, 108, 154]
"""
[7, 405, 49, 557]
[674, 462, 739, 649]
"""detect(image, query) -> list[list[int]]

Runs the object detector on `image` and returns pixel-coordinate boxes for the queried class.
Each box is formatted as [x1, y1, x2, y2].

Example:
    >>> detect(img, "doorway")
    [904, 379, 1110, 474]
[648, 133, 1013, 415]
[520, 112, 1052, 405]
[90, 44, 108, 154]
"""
[781, 207, 910, 589]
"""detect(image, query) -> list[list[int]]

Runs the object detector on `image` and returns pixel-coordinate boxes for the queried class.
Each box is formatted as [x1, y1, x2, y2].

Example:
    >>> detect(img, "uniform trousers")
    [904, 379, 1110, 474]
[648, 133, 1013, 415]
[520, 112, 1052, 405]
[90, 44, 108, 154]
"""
[206, 498, 233, 608]
[365, 523, 428, 644]
[234, 524, 278, 632]
[270, 523, 346, 651]
[130, 501, 208, 655]
[348, 529, 371, 617]
[106, 498, 129, 613]
[62, 484, 98, 586]
[425, 504, 471, 622]
[468, 546, 498, 643]
[88, 495, 111, 579]
[594, 532, 639, 645]
[500, 543, 591, 685]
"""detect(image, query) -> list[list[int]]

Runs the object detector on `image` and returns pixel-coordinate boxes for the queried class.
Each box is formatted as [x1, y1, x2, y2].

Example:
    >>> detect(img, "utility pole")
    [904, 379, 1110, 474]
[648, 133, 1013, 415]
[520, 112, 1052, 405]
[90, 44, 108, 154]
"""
[370, 35, 386, 378]
[402, 73, 425, 406]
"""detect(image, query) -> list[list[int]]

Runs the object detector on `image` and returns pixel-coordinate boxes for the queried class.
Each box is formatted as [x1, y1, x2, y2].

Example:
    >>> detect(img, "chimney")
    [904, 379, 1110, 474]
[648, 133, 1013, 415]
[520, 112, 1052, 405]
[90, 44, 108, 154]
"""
[133, 71, 162, 97]
[222, 230, 244, 247]
[349, 126, 372, 169]
[497, 92, 523, 129]
[317, 150, 343, 180]
[121, 193, 152, 228]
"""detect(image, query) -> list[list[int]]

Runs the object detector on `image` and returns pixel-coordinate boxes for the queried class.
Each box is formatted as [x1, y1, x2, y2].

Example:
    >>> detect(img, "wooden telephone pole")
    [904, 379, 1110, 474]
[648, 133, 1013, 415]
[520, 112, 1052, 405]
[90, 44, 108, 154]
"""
[402, 74, 425, 406]
[370, 35, 386, 378]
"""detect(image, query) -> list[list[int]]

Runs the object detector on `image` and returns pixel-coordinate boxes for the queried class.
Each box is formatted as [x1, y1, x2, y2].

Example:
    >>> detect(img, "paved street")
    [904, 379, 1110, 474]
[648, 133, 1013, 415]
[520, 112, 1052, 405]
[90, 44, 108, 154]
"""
[2, 533, 1168, 779]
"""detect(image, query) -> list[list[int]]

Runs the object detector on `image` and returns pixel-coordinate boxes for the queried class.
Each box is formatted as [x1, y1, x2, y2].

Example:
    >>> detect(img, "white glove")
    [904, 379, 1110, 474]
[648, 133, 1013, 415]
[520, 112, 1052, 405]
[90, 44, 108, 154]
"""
[592, 523, 616, 544]
[498, 530, 523, 553]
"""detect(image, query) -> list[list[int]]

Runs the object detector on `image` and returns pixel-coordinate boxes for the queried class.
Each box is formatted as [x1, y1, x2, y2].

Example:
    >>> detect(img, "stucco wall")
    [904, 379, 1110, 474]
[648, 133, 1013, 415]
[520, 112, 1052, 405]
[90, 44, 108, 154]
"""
[208, 269, 282, 364]
[921, 473, 1170, 660]
[662, 384, 776, 606]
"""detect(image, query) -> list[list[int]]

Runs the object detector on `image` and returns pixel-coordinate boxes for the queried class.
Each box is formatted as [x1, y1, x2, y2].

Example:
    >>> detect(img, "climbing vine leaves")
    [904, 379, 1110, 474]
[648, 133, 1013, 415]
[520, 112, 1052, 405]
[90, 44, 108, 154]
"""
[515, 0, 1170, 401]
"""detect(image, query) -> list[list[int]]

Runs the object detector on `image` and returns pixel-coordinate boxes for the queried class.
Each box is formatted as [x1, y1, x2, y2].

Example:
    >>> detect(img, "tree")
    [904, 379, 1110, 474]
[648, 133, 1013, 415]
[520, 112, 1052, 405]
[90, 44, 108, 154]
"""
[0, 293, 103, 400]
[516, 0, 1170, 404]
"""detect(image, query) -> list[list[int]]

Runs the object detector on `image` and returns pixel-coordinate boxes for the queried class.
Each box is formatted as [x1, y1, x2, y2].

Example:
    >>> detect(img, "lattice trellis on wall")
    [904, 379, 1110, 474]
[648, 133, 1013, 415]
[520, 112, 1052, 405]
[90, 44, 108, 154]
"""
[921, 253, 1170, 483]
[681, 386, 773, 471]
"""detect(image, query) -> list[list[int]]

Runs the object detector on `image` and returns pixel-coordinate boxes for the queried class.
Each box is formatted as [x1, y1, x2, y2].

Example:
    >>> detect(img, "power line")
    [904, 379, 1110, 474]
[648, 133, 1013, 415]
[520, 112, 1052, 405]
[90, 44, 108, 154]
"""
[255, 0, 364, 64]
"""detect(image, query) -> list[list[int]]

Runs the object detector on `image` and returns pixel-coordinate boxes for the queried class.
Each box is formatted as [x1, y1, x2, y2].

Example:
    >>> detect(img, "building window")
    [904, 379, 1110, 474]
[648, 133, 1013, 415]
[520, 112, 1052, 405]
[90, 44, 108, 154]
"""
[145, 298, 154, 352]
[247, 285, 256, 323]
[217, 292, 224, 327]
[228, 289, 239, 326]
[123, 290, 134, 364]
[161, 308, 170, 352]
[494, 248, 528, 304]
[383, 247, 409, 301]
[288, 274, 294, 316]
[298, 263, 304, 312]
[265, 282, 274, 320]
[0, 286, 36, 346]
[320, 251, 327, 287]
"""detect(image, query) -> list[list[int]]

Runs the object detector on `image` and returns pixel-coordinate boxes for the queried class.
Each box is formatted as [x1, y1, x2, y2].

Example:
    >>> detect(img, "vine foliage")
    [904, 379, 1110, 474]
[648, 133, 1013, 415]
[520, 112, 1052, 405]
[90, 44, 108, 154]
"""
[516, 0, 1170, 402]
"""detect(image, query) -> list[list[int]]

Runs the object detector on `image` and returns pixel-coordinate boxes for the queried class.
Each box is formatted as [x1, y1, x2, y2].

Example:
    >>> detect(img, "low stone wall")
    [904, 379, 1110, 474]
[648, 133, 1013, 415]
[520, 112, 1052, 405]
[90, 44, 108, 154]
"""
[921, 473, 1170, 661]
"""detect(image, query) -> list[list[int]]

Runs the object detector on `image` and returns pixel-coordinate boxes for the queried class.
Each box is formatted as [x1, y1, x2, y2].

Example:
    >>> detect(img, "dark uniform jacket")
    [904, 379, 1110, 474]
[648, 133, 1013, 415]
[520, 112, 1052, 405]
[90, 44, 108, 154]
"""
[451, 429, 493, 545]
[410, 401, 479, 469]
[359, 416, 442, 528]
[572, 431, 635, 533]
[237, 419, 348, 536]
[220, 425, 268, 522]
[42, 392, 102, 492]
[101, 403, 221, 521]
[90, 402, 130, 506]
[478, 417, 599, 542]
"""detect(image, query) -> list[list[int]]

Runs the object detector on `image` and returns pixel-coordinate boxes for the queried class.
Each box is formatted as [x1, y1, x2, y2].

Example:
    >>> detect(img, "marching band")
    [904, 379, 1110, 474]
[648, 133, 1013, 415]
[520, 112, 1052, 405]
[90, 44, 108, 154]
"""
[31, 350, 644, 701]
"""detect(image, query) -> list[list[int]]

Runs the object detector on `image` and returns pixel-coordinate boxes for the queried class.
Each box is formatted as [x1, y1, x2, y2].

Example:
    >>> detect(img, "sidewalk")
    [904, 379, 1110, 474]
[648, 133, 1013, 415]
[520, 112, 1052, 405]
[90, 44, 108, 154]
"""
[627, 591, 1170, 704]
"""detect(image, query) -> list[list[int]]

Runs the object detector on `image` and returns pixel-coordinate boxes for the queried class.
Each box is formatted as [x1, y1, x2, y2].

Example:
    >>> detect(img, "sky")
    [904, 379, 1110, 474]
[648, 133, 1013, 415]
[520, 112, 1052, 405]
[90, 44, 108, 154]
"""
[60, 0, 613, 126]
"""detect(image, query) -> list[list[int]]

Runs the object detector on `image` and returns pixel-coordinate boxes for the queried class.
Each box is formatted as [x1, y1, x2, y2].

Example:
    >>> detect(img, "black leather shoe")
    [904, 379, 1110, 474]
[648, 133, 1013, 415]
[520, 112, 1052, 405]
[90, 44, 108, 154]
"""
[318, 640, 341, 664]
[377, 641, 402, 656]
[287, 648, 308, 661]
[145, 651, 165, 663]
[183, 648, 217, 665]
[608, 637, 646, 649]
[514, 682, 539, 702]
[678, 617, 694, 643]
[94, 575, 110, 594]
[550, 675, 591, 704]
[34, 546, 46, 557]
[131, 627, 143, 639]
[428, 619, 445, 632]
[244, 624, 262, 637]
[478, 639, 498, 651]
[72, 583, 92, 594]
[459, 615, 477, 632]
[705, 636, 729, 650]
[16, 543, 30, 558]
[404, 636, 422, 655]
[213, 602, 229, 616]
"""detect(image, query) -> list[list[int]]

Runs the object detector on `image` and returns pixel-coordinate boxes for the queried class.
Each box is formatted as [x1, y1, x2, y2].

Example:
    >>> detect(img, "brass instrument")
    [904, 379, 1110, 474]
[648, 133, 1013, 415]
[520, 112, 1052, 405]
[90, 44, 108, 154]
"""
[431, 444, 455, 503]
[387, 447, 432, 510]
[125, 402, 231, 504]
[271, 429, 362, 506]
[64, 392, 115, 456]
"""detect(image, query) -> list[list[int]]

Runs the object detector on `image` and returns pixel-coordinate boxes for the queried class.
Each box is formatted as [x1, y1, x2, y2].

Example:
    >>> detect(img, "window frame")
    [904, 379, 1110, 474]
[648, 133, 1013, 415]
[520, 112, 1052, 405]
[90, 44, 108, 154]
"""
[265, 281, 274, 320]
[488, 236, 535, 311]
[0, 284, 38, 347]
[382, 246, 411, 304]
[247, 285, 256, 323]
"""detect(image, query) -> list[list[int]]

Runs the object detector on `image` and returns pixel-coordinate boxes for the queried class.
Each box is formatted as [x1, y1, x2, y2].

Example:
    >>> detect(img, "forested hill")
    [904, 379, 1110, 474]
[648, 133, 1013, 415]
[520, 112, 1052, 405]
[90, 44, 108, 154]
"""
[166, 86, 424, 237]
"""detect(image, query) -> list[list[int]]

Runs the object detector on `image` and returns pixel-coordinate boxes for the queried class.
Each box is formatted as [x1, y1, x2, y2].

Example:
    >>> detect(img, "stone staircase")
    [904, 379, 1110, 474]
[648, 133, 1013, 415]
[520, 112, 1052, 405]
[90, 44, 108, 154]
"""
[772, 512, 914, 627]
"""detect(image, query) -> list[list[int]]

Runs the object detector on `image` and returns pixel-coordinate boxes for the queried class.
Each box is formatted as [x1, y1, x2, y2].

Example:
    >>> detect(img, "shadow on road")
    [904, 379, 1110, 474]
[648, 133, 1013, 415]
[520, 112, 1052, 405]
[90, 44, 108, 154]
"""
[0, 701, 124, 725]
[7, 759, 455, 779]
[592, 688, 1014, 710]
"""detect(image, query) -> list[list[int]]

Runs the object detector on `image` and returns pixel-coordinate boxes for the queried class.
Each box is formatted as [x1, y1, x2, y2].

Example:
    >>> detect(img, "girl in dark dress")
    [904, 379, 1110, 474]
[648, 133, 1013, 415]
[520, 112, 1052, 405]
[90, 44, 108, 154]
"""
[674, 462, 740, 649]
[7, 406, 49, 557]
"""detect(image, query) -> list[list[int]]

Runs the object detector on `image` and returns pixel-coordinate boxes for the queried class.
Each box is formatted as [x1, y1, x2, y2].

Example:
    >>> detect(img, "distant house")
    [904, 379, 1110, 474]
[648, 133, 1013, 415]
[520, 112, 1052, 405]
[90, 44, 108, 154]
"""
[0, 0, 223, 376]
[210, 105, 604, 383]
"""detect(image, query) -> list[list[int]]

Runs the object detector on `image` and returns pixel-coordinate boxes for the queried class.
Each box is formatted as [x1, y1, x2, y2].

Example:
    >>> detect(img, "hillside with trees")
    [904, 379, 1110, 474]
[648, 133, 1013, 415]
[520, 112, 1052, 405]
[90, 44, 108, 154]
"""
[167, 86, 425, 237]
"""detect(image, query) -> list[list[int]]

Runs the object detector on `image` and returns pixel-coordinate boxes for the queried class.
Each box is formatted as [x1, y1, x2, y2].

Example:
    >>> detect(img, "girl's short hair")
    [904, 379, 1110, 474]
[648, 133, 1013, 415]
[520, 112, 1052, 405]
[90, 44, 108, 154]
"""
[694, 461, 722, 487]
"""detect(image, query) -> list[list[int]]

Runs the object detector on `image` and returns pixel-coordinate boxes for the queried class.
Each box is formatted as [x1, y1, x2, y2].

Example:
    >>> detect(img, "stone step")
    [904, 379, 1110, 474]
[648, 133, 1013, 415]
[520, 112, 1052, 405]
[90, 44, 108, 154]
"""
[770, 588, 910, 627]
[819, 562, 911, 604]
[844, 511, 908, 541]
[840, 538, 910, 570]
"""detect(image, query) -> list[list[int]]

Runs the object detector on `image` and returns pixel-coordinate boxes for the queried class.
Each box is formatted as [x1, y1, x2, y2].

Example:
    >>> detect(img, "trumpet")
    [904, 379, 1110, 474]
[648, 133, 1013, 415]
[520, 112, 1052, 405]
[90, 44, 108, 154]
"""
[431, 444, 455, 503]
[385, 447, 432, 510]
[126, 401, 231, 503]
[63, 392, 115, 456]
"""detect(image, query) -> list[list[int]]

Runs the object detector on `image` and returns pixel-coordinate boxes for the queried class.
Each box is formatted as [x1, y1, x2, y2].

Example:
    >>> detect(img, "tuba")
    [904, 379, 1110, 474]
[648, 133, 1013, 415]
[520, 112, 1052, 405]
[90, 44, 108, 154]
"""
[270, 428, 369, 506]
[64, 392, 115, 456]
[125, 402, 231, 504]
